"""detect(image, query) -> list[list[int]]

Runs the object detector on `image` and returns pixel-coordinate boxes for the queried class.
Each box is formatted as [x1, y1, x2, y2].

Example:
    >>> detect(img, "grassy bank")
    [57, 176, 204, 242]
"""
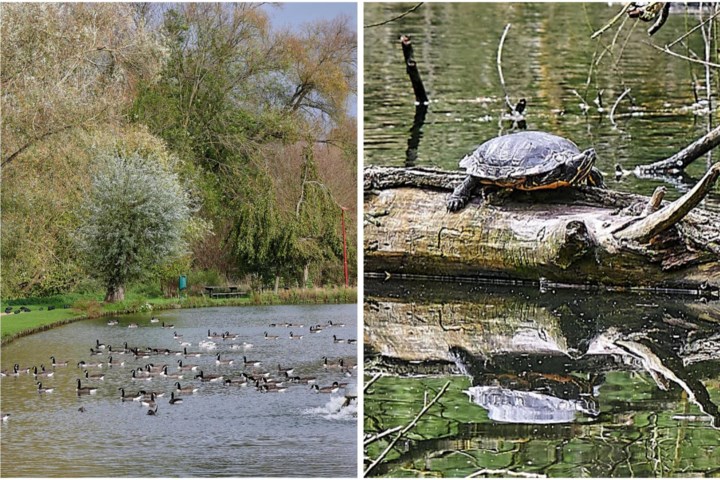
[1, 286, 357, 344]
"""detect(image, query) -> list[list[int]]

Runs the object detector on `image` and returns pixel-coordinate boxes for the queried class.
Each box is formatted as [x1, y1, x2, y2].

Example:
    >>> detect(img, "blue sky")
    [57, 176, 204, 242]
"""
[262, 3, 358, 31]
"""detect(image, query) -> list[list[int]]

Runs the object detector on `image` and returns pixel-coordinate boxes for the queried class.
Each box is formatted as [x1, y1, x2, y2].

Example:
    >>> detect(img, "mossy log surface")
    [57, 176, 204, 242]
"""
[364, 165, 720, 289]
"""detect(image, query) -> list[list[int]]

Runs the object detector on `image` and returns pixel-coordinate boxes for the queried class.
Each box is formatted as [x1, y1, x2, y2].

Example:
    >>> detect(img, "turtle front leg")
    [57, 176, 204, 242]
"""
[447, 175, 481, 212]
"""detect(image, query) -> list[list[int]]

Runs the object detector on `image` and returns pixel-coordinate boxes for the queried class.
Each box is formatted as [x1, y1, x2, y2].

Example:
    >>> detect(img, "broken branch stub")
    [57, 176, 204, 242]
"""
[614, 162, 720, 243]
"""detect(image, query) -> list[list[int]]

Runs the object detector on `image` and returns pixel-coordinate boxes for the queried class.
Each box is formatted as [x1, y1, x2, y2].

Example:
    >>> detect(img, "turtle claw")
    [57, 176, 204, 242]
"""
[446, 196, 467, 212]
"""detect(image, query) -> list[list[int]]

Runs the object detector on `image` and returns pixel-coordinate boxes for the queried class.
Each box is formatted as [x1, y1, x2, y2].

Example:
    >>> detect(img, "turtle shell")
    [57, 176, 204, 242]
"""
[459, 131, 583, 181]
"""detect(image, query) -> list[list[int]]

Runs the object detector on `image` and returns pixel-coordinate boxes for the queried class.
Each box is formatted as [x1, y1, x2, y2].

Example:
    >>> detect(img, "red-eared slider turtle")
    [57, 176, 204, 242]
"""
[447, 131, 604, 212]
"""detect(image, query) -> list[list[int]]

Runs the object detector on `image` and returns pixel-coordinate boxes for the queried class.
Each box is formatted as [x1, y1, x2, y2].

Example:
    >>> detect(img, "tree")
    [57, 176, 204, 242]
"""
[76, 151, 192, 302]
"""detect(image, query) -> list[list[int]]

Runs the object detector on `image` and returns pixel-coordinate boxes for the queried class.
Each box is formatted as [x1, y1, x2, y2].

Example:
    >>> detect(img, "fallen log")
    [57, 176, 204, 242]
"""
[364, 164, 720, 289]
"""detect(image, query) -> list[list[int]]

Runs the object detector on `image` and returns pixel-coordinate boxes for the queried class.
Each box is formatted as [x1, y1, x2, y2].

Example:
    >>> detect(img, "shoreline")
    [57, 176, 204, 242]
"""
[1, 287, 357, 346]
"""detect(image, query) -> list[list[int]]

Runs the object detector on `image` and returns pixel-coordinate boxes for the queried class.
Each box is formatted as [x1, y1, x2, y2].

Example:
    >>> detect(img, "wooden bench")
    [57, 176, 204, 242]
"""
[204, 286, 248, 299]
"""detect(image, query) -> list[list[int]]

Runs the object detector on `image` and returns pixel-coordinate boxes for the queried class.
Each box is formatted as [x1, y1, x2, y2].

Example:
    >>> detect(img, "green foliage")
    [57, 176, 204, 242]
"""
[75, 151, 192, 300]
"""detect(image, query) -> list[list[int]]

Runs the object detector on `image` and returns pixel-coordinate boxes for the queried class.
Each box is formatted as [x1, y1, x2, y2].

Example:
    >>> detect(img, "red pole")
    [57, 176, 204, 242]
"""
[341, 207, 349, 287]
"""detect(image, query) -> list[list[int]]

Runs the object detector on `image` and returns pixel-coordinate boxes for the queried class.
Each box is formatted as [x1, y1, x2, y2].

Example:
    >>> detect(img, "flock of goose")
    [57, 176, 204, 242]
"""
[1, 316, 357, 420]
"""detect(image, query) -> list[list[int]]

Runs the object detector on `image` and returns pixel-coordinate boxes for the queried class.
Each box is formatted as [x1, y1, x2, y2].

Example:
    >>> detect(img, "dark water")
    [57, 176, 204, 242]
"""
[364, 279, 720, 477]
[364, 2, 720, 209]
[1, 305, 357, 477]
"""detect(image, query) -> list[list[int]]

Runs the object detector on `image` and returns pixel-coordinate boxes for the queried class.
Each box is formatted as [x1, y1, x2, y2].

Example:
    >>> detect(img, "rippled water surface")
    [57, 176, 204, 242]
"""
[1, 305, 357, 477]
[364, 2, 720, 209]
[364, 279, 720, 477]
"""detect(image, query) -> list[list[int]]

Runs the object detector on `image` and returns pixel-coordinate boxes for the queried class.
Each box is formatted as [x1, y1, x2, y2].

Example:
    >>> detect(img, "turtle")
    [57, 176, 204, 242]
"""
[446, 131, 604, 212]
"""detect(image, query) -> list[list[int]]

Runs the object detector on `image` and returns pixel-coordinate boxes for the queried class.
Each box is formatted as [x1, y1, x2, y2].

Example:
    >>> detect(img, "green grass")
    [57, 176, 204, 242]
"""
[1, 286, 357, 343]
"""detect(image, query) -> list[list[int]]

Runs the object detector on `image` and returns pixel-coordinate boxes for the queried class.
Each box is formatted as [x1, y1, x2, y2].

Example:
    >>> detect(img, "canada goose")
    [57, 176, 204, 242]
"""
[259, 384, 288, 393]
[147, 405, 158, 415]
[309, 325, 323, 333]
[222, 331, 238, 340]
[277, 364, 295, 375]
[347, 338, 357, 344]
[77, 360, 103, 368]
[177, 360, 198, 371]
[333, 335, 346, 344]
[145, 363, 167, 374]
[150, 317, 159, 323]
[49, 356, 68, 367]
[173, 331, 183, 339]
[243, 356, 261, 367]
[107, 356, 125, 367]
[289, 331, 303, 340]
[169, 392, 183, 405]
[224, 378, 248, 387]
[327, 320, 345, 328]
[312, 382, 340, 394]
[284, 372, 316, 384]
[33, 365, 54, 378]
[118, 387, 140, 401]
[183, 347, 202, 358]
[130, 369, 153, 381]
[160, 365, 183, 379]
[89, 348, 103, 356]
[207, 330, 223, 340]
[107, 318, 119, 326]
[84, 370, 105, 381]
[95, 339, 106, 350]
[161, 321, 174, 329]
[76, 379, 98, 395]
[37, 382, 54, 393]
[13, 364, 31, 374]
[174, 382, 199, 394]
[215, 354, 234, 366]
[128, 323, 138, 329]
[322, 356, 342, 370]
[2, 413, 10, 421]
[141, 392, 157, 407]
[264, 331, 279, 340]
[194, 370, 223, 382]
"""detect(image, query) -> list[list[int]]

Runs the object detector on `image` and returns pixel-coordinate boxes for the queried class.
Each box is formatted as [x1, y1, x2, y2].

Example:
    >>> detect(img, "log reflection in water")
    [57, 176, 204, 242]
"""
[365, 279, 720, 429]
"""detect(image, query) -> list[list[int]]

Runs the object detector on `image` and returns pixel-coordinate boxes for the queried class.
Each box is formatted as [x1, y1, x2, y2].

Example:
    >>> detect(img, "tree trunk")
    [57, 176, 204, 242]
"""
[364, 165, 720, 290]
[104, 284, 125, 303]
[274, 275, 280, 295]
[303, 264, 309, 288]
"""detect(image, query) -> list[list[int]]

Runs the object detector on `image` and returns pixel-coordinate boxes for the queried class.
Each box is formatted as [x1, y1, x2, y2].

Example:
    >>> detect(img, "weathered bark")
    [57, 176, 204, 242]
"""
[104, 284, 125, 302]
[364, 165, 720, 289]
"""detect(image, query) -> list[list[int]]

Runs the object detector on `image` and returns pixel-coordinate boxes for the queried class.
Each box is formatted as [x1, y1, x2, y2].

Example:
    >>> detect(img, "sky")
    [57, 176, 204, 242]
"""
[262, 2, 358, 31]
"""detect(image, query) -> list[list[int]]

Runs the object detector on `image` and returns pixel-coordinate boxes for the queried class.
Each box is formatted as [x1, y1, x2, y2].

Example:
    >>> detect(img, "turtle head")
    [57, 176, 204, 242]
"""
[565, 148, 597, 186]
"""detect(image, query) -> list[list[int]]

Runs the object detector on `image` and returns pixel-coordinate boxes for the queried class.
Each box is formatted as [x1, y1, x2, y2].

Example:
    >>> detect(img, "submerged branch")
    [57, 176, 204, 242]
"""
[364, 381, 451, 476]
[638, 125, 720, 172]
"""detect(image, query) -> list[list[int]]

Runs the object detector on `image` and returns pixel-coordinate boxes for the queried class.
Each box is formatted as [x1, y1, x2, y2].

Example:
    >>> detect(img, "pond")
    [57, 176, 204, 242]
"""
[364, 2, 720, 210]
[1, 304, 358, 477]
[363, 278, 720, 477]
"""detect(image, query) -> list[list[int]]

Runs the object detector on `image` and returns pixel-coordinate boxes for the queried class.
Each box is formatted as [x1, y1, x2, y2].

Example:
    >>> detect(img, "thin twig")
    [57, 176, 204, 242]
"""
[609, 88, 631, 126]
[364, 372, 382, 392]
[364, 381, 451, 476]
[647, 42, 720, 68]
[364, 425, 403, 446]
[466, 469, 547, 478]
[496, 24, 514, 110]
[666, 8, 720, 49]
[591, 4, 630, 39]
[364, 3, 424, 29]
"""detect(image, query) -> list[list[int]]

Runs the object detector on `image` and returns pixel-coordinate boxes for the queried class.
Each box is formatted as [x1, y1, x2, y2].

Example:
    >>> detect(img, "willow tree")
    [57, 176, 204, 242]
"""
[76, 152, 192, 302]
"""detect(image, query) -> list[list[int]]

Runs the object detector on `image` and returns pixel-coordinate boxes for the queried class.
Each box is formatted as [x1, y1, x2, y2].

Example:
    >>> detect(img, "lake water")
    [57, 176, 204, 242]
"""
[364, 4, 720, 476]
[1, 305, 357, 477]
